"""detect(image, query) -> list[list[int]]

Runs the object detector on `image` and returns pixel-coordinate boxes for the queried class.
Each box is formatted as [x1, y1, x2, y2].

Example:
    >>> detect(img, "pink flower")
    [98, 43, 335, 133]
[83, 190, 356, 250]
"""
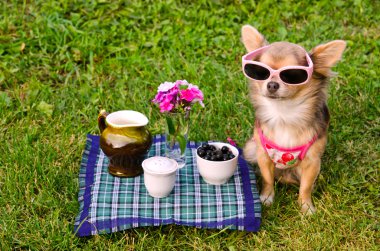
[175, 79, 189, 86]
[152, 92, 165, 103]
[180, 89, 196, 102]
[168, 86, 179, 99]
[152, 80, 204, 113]
[158, 81, 177, 92]
[152, 82, 179, 104]
[159, 98, 174, 112]
[180, 84, 204, 105]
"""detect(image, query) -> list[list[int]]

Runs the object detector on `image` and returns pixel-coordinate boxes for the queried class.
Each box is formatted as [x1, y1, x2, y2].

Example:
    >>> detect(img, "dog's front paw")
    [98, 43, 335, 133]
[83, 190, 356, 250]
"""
[299, 200, 316, 215]
[260, 193, 274, 206]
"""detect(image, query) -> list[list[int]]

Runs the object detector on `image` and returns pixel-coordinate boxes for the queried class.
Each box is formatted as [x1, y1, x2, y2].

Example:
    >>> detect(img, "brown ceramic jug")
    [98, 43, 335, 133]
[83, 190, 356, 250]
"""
[98, 110, 152, 177]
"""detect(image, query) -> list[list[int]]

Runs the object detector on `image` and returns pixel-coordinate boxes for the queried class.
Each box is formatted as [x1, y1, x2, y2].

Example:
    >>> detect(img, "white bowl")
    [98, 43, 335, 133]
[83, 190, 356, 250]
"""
[196, 142, 239, 185]
[142, 156, 178, 198]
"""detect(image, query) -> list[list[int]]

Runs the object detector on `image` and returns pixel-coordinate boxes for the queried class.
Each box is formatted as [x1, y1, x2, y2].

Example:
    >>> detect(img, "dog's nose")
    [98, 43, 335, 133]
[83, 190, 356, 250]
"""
[267, 82, 279, 93]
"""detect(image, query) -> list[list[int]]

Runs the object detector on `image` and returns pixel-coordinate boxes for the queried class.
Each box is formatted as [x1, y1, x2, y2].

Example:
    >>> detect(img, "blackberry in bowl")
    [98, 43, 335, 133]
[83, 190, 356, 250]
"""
[196, 142, 239, 185]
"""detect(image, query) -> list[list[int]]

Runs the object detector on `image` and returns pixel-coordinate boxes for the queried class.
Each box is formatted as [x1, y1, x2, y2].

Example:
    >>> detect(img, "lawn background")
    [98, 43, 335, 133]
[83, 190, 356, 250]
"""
[0, 0, 379, 250]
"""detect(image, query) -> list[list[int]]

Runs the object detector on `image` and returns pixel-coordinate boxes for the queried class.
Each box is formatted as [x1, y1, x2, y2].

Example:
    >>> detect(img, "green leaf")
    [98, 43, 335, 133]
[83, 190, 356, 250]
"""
[37, 101, 54, 117]
[176, 134, 187, 155]
[166, 116, 175, 135]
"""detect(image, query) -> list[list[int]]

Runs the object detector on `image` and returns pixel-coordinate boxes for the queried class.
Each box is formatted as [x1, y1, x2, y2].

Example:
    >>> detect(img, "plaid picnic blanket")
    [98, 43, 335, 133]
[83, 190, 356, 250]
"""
[74, 134, 261, 237]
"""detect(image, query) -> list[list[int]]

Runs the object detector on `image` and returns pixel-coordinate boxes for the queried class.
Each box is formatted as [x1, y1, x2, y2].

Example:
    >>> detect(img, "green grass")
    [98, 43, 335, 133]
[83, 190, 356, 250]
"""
[0, 0, 379, 250]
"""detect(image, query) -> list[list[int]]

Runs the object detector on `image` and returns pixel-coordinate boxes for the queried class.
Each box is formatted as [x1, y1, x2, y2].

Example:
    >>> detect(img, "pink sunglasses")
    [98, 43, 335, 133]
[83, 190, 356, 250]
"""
[242, 45, 314, 85]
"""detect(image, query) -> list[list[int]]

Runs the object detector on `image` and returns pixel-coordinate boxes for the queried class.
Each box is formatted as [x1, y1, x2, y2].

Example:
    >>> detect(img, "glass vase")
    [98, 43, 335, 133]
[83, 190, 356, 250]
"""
[165, 112, 189, 168]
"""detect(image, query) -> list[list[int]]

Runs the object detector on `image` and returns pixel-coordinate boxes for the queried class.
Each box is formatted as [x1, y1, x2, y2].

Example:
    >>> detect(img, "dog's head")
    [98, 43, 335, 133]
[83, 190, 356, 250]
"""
[241, 25, 346, 100]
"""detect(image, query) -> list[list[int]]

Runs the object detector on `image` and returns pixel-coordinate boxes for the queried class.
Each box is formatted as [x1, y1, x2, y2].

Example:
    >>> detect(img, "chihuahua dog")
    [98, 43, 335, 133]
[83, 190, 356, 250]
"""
[241, 25, 346, 214]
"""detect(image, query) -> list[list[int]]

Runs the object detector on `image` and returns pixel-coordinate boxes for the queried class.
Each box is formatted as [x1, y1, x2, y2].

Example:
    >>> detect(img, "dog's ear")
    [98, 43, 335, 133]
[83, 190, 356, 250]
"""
[241, 25, 268, 52]
[310, 40, 346, 77]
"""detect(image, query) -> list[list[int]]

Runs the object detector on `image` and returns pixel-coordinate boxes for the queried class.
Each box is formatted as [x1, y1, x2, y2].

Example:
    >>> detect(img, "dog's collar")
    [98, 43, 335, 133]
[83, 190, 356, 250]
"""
[256, 123, 317, 167]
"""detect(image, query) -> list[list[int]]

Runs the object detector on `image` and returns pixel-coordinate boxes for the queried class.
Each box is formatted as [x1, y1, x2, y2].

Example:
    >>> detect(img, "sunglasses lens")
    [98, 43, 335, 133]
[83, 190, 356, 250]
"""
[244, 64, 270, 80]
[280, 69, 308, 84]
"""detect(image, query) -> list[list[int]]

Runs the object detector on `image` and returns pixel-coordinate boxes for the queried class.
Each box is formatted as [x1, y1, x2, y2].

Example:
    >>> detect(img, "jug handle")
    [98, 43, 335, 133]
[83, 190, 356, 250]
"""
[98, 110, 109, 133]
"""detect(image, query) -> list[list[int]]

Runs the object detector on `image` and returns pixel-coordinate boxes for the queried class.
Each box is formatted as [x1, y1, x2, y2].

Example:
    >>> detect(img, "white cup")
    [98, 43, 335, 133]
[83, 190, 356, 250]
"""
[142, 156, 178, 198]
[196, 142, 239, 185]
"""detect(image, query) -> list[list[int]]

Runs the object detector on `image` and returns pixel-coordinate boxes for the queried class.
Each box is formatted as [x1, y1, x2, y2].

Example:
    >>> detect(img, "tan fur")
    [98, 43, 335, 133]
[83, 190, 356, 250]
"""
[241, 25, 268, 52]
[261, 42, 307, 68]
[311, 40, 346, 77]
[241, 25, 346, 214]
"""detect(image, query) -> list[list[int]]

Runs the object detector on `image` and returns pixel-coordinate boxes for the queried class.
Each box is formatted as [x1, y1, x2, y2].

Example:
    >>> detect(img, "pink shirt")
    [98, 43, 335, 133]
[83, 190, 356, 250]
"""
[257, 127, 317, 169]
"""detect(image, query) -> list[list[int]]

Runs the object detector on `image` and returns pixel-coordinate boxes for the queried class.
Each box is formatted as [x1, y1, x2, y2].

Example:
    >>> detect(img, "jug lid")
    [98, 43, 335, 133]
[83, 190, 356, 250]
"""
[142, 156, 178, 175]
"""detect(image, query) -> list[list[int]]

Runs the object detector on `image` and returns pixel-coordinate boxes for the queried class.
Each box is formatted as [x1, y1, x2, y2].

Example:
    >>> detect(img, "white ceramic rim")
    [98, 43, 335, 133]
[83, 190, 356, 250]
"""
[106, 110, 149, 128]
[142, 156, 178, 175]
[196, 142, 239, 162]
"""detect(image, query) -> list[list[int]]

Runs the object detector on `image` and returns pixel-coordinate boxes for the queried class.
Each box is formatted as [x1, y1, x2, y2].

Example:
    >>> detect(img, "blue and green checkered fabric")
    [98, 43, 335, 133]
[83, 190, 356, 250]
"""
[74, 134, 261, 237]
